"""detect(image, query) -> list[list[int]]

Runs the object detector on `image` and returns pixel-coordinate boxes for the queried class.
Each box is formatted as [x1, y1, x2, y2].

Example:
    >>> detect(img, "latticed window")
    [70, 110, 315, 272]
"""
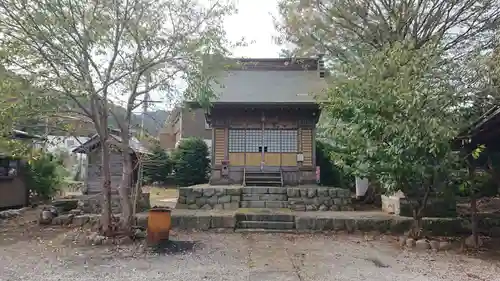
[263, 130, 280, 152]
[281, 130, 298, 152]
[228, 129, 246, 152]
[245, 130, 262, 152]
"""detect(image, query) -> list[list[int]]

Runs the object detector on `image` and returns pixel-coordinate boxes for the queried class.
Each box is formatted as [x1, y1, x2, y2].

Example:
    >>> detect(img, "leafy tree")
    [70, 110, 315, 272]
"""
[24, 152, 62, 201]
[172, 138, 210, 187]
[320, 43, 465, 238]
[142, 145, 172, 185]
[0, 0, 236, 234]
[315, 140, 352, 188]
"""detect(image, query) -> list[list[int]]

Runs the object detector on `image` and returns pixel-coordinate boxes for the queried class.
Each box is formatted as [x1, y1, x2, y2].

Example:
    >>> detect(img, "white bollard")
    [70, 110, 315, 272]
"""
[355, 177, 369, 198]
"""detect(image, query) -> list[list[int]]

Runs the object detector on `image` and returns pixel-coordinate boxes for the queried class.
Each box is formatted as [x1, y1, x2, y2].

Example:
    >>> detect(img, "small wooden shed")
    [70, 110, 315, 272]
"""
[0, 130, 44, 210]
[72, 131, 151, 195]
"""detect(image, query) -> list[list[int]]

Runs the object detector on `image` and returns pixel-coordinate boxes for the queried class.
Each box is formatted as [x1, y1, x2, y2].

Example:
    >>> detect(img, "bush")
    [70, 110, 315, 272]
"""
[142, 145, 172, 184]
[316, 140, 353, 188]
[172, 138, 210, 186]
[24, 153, 62, 200]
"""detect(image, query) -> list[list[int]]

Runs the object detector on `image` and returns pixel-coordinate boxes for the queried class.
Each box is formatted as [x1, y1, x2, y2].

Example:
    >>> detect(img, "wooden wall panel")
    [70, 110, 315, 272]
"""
[281, 153, 297, 166]
[264, 153, 281, 166]
[229, 153, 245, 166]
[214, 128, 225, 165]
[246, 153, 261, 166]
[301, 129, 313, 166]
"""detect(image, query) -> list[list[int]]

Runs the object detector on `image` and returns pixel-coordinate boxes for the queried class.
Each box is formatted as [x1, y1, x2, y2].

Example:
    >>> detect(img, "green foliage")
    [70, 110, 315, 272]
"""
[172, 138, 210, 187]
[315, 140, 352, 188]
[321, 43, 464, 200]
[24, 153, 62, 200]
[142, 145, 172, 184]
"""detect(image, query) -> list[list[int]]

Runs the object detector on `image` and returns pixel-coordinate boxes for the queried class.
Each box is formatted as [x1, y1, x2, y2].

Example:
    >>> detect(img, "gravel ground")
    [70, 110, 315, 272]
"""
[1, 231, 500, 281]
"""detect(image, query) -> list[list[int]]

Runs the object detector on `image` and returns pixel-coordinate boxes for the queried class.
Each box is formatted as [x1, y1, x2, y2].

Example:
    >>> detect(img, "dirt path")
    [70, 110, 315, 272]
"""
[1, 230, 499, 281]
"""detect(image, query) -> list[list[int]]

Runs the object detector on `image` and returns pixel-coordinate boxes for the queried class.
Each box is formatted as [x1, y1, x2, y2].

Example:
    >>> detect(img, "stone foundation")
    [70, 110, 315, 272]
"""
[176, 186, 353, 211]
[287, 187, 352, 211]
[176, 186, 242, 210]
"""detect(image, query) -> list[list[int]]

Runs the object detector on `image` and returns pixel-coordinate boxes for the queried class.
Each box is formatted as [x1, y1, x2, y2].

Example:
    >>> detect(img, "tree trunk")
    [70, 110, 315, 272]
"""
[100, 139, 113, 236]
[468, 164, 479, 248]
[119, 149, 134, 235]
[409, 185, 431, 239]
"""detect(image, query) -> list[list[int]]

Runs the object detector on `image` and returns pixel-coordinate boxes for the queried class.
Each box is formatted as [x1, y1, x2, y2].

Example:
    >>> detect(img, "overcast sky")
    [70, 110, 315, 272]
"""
[224, 0, 282, 57]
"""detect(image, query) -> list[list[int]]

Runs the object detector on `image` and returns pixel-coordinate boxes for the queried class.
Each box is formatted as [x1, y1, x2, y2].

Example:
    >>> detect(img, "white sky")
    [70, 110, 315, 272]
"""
[225, 0, 282, 57]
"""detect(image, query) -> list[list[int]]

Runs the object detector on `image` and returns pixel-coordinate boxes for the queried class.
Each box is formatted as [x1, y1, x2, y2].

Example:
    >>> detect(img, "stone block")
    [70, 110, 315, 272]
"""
[179, 187, 192, 197]
[317, 188, 329, 197]
[231, 196, 241, 202]
[135, 213, 148, 228]
[178, 215, 198, 229]
[267, 187, 286, 194]
[287, 188, 300, 197]
[323, 199, 333, 207]
[186, 194, 197, 205]
[307, 188, 316, 198]
[223, 202, 239, 210]
[265, 201, 288, 208]
[345, 219, 356, 233]
[333, 198, 342, 205]
[226, 187, 242, 196]
[243, 194, 260, 201]
[218, 195, 232, 204]
[332, 219, 346, 230]
[178, 196, 187, 204]
[176, 204, 188, 209]
[195, 215, 212, 230]
[192, 188, 203, 197]
[202, 204, 213, 210]
[318, 205, 328, 211]
[299, 188, 309, 197]
[249, 187, 269, 194]
[306, 205, 317, 211]
[188, 204, 199, 210]
[330, 205, 341, 211]
[328, 188, 337, 197]
[211, 215, 236, 228]
[196, 197, 207, 207]
[314, 218, 333, 231]
[207, 196, 218, 206]
[290, 204, 306, 211]
[241, 201, 265, 208]
[338, 188, 351, 198]
[203, 188, 215, 197]
[259, 194, 287, 201]
[295, 217, 314, 230]
[214, 187, 226, 196]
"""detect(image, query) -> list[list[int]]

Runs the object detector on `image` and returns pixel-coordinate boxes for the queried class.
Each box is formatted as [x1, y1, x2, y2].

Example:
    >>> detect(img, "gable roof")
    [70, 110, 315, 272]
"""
[210, 57, 327, 104]
[72, 132, 151, 154]
[454, 105, 500, 148]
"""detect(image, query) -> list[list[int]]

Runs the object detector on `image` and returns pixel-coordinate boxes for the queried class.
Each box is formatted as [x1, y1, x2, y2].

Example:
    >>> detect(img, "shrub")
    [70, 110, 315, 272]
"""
[172, 138, 210, 186]
[24, 153, 62, 200]
[142, 145, 172, 184]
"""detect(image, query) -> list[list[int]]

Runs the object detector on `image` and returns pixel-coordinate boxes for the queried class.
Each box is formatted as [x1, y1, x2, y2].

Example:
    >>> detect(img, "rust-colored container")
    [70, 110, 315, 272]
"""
[147, 207, 172, 246]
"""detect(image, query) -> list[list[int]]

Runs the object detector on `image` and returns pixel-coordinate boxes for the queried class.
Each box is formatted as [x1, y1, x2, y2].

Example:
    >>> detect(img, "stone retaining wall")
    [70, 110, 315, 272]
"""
[176, 186, 242, 210]
[77, 193, 151, 214]
[176, 186, 353, 211]
[287, 187, 352, 211]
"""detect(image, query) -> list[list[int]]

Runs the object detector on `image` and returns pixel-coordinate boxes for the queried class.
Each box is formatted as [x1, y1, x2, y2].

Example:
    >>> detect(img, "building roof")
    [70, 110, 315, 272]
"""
[454, 105, 500, 149]
[209, 57, 327, 104]
[72, 132, 151, 154]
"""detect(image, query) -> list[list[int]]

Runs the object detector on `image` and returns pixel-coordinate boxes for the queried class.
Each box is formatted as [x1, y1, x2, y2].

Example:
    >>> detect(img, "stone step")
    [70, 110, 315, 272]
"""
[235, 229, 296, 234]
[245, 171, 281, 176]
[245, 174, 281, 180]
[235, 212, 295, 222]
[240, 201, 289, 208]
[242, 187, 287, 194]
[238, 220, 295, 230]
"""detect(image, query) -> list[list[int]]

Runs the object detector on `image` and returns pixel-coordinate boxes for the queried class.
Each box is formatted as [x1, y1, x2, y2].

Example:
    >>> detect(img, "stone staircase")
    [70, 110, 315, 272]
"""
[235, 209, 296, 232]
[240, 186, 288, 209]
[244, 170, 282, 187]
